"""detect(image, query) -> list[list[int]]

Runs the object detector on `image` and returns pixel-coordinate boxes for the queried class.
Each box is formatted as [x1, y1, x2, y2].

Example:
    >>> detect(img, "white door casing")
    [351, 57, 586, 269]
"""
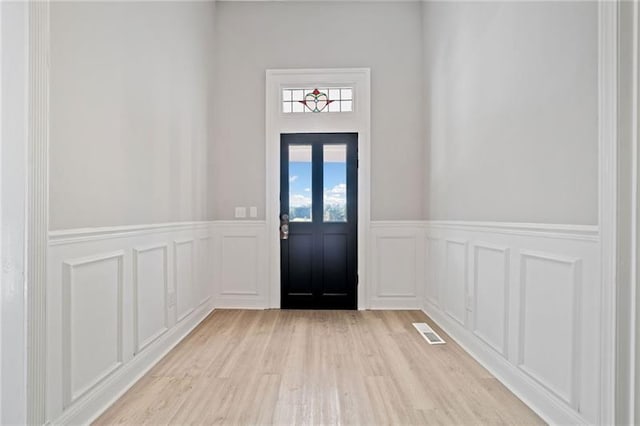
[265, 69, 371, 309]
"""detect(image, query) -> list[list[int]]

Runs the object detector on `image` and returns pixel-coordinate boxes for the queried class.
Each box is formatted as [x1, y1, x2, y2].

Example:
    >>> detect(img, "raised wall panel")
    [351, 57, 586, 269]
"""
[198, 237, 212, 305]
[444, 240, 467, 326]
[62, 251, 124, 407]
[376, 236, 416, 297]
[425, 237, 441, 306]
[472, 244, 509, 356]
[174, 240, 195, 322]
[133, 244, 168, 354]
[424, 222, 600, 424]
[212, 223, 268, 308]
[518, 251, 581, 407]
[221, 235, 259, 296]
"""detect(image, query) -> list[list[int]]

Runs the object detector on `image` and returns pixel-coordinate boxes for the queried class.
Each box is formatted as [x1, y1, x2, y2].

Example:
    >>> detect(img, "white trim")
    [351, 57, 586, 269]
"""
[598, 1, 618, 424]
[26, 1, 49, 424]
[633, 1, 640, 420]
[426, 220, 599, 241]
[0, 2, 3, 419]
[265, 68, 371, 309]
[220, 0, 421, 1]
[49, 221, 213, 245]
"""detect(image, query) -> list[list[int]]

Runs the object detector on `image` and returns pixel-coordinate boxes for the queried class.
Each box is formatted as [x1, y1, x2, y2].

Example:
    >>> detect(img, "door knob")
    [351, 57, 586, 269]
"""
[280, 213, 289, 240]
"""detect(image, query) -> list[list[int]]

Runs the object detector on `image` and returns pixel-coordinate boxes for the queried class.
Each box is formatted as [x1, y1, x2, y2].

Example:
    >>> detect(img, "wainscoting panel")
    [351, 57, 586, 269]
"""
[62, 251, 124, 407]
[197, 237, 212, 307]
[444, 240, 467, 326]
[518, 251, 581, 408]
[133, 244, 169, 354]
[211, 221, 268, 308]
[472, 244, 509, 356]
[47, 222, 214, 425]
[425, 237, 442, 307]
[368, 223, 425, 309]
[423, 221, 600, 425]
[45, 219, 603, 426]
[221, 236, 259, 295]
[174, 239, 195, 322]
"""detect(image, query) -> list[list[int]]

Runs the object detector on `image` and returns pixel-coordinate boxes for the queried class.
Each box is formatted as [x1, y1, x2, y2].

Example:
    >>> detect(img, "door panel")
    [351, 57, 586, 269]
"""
[287, 234, 313, 295]
[280, 133, 358, 309]
[322, 234, 348, 294]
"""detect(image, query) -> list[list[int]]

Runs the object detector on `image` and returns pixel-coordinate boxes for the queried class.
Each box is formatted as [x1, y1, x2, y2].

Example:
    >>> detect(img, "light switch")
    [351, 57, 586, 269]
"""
[235, 207, 246, 218]
[249, 206, 258, 218]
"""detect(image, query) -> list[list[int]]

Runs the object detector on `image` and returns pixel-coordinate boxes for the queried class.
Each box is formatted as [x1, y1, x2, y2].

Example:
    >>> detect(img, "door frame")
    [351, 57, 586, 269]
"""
[4, 1, 49, 424]
[265, 68, 371, 310]
[598, 1, 620, 423]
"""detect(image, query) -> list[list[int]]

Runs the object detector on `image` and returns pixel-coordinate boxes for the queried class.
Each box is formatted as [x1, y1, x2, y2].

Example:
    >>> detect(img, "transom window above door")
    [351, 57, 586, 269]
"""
[282, 87, 353, 114]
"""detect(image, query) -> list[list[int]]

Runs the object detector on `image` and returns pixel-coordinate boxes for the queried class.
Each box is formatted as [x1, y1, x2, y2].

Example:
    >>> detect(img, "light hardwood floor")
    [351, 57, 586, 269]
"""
[95, 310, 544, 425]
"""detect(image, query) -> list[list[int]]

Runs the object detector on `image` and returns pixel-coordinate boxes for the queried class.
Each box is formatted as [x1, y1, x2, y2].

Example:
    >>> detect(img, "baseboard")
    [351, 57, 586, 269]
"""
[422, 302, 589, 425]
[49, 302, 214, 426]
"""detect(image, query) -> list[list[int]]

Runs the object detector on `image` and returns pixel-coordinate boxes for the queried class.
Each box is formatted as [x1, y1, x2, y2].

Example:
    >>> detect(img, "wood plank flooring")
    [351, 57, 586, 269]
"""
[95, 310, 544, 425]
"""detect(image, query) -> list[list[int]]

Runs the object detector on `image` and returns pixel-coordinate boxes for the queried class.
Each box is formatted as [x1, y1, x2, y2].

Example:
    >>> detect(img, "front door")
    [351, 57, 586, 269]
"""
[280, 133, 358, 309]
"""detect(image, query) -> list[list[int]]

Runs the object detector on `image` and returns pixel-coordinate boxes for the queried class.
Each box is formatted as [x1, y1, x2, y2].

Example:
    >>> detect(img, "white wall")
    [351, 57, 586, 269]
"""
[423, 1, 598, 225]
[0, 2, 28, 424]
[212, 1, 425, 220]
[50, 1, 216, 230]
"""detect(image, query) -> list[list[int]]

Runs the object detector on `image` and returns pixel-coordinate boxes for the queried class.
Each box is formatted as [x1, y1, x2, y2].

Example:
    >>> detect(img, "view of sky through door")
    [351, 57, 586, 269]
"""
[289, 145, 312, 221]
[323, 145, 347, 222]
[288, 144, 347, 222]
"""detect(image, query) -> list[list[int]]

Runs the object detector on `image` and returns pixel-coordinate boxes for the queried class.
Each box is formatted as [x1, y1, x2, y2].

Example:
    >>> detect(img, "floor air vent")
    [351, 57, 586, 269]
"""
[412, 322, 445, 345]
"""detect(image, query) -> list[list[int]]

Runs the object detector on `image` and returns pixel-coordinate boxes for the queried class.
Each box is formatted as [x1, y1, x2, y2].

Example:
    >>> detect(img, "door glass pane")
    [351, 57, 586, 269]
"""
[323, 144, 347, 222]
[289, 145, 312, 222]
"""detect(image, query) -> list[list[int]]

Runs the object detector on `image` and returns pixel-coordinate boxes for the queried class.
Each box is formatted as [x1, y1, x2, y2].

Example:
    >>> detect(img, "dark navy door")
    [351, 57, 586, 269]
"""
[280, 133, 358, 309]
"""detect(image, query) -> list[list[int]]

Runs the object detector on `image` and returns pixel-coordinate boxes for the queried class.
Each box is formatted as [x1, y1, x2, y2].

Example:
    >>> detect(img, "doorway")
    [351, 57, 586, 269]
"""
[265, 68, 371, 310]
[280, 133, 358, 309]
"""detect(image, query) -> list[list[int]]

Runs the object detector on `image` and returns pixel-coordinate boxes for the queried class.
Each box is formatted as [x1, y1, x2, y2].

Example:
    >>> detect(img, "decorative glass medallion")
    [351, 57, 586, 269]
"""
[300, 88, 334, 113]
